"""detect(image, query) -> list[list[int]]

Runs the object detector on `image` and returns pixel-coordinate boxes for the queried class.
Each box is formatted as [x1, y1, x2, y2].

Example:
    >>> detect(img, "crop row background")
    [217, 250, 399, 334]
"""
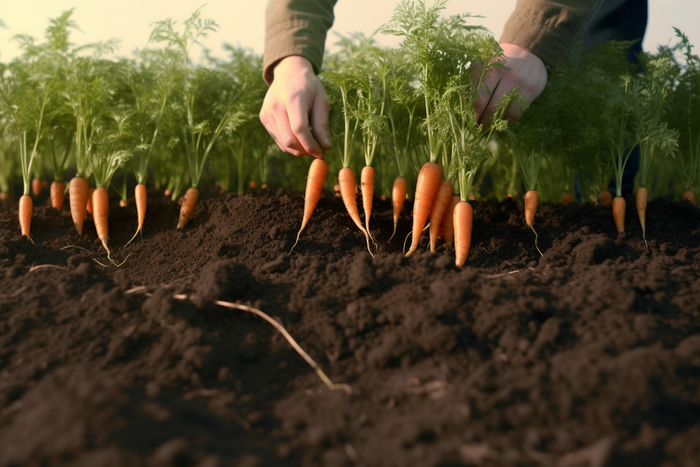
[1, 0, 699, 64]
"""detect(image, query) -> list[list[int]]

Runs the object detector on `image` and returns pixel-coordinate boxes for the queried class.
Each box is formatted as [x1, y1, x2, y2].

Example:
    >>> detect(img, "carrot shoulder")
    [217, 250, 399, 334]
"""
[290, 158, 329, 253]
[177, 187, 200, 229]
[51, 181, 66, 211]
[406, 161, 442, 257]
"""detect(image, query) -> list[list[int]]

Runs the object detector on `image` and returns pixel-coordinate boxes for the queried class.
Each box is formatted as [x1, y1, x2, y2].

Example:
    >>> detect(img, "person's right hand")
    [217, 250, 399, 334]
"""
[259, 55, 332, 159]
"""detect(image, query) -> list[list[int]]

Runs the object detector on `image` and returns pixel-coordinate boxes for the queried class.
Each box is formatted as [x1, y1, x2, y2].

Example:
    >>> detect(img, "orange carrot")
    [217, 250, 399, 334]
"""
[164, 189, 172, 197]
[637, 187, 648, 244]
[290, 159, 329, 253]
[32, 179, 46, 197]
[682, 190, 696, 206]
[50, 181, 66, 211]
[429, 180, 454, 252]
[119, 199, 129, 207]
[249, 180, 257, 189]
[389, 176, 407, 242]
[406, 161, 442, 257]
[454, 201, 473, 267]
[86, 187, 96, 215]
[442, 195, 460, 249]
[360, 166, 375, 238]
[177, 187, 200, 229]
[524, 190, 543, 256]
[92, 187, 112, 257]
[0, 192, 11, 213]
[612, 196, 626, 234]
[19, 195, 33, 243]
[339, 167, 373, 256]
[599, 190, 612, 206]
[561, 192, 574, 206]
[126, 183, 148, 246]
[261, 183, 269, 190]
[69, 177, 89, 234]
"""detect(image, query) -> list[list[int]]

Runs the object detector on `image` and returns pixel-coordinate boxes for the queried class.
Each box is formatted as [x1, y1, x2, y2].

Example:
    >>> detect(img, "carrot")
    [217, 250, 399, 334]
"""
[164, 189, 172, 197]
[119, 199, 129, 207]
[637, 187, 648, 246]
[454, 201, 473, 267]
[177, 187, 200, 229]
[441, 195, 460, 249]
[50, 181, 66, 211]
[599, 190, 612, 206]
[92, 187, 112, 258]
[406, 161, 442, 257]
[0, 192, 10, 213]
[289, 158, 329, 253]
[389, 176, 407, 242]
[339, 167, 373, 256]
[32, 179, 46, 197]
[86, 187, 96, 215]
[360, 166, 375, 239]
[249, 181, 257, 189]
[561, 192, 574, 206]
[682, 190, 696, 206]
[126, 183, 148, 246]
[429, 180, 454, 252]
[19, 195, 34, 243]
[612, 196, 626, 234]
[524, 190, 543, 256]
[69, 176, 89, 234]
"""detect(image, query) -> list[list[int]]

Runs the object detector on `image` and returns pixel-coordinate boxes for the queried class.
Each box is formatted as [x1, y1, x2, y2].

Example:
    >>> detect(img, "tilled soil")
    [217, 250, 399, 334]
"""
[1, 189, 700, 467]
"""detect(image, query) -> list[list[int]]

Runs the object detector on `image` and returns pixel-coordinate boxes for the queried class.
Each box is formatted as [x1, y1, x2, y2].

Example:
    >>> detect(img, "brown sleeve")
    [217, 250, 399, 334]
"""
[263, 0, 338, 84]
[500, 0, 606, 70]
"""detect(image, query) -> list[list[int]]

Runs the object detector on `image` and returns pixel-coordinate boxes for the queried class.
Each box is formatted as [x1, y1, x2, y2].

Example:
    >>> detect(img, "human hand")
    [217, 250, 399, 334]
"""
[475, 43, 548, 128]
[259, 55, 332, 158]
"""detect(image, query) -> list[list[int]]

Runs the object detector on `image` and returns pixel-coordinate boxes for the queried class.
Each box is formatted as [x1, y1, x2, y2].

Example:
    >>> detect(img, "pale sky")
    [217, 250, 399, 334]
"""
[0, 1, 698, 63]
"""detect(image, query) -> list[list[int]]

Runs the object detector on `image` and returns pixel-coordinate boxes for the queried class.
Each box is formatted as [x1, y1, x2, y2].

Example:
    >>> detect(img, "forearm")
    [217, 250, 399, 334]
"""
[500, 0, 606, 70]
[263, 0, 338, 84]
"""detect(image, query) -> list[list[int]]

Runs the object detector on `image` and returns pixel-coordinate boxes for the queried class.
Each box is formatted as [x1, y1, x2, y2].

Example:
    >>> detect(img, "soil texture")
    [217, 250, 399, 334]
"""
[1, 189, 700, 467]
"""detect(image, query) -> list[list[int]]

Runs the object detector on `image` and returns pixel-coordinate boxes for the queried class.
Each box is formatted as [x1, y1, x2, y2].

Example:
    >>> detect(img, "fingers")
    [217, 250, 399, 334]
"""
[310, 83, 332, 153]
[476, 72, 502, 128]
[286, 93, 324, 158]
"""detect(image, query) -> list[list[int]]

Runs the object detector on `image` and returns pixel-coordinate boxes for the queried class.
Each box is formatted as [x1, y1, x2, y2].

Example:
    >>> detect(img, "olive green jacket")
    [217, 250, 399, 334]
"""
[263, 0, 605, 83]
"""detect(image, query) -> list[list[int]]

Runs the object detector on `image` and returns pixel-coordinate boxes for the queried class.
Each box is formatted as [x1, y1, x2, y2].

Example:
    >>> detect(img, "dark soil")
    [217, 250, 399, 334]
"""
[2, 188, 700, 467]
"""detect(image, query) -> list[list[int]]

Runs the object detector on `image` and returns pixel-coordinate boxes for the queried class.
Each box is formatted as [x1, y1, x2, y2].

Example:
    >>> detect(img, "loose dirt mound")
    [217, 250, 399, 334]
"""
[1, 190, 700, 466]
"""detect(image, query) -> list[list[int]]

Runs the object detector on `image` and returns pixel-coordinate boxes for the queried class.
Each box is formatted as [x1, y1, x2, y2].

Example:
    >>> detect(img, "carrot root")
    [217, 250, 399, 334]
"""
[389, 176, 408, 242]
[561, 192, 574, 206]
[126, 183, 148, 247]
[290, 159, 329, 254]
[599, 190, 612, 207]
[50, 181, 66, 211]
[612, 196, 626, 234]
[339, 167, 373, 257]
[454, 201, 473, 267]
[19, 195, 34, 243]
[93, 187, 112, 260]
[406, 162, 442, 257]
[442, 195, 460, 250]
[524, 190, 542, 256]
[682, 190, 696, 206]
[69, 177, 89, 234]
[360, 166, 375, 244]
[429, 180, 454, 252]
[177, 187, 200, 229]
[636, 187, 648, 248]
[32, 179, 46, 197]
